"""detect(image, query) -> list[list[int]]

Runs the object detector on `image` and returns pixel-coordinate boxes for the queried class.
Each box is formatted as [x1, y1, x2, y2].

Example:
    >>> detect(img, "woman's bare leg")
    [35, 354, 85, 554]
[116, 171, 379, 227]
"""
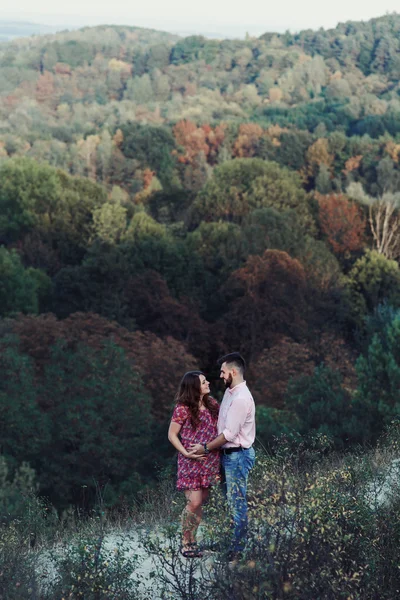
[182, 489, 203, 547]
[201, 487, 210, 506]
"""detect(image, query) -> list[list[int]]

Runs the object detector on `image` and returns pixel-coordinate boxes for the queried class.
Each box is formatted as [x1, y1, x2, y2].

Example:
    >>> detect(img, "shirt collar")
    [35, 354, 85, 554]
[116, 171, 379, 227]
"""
[228, 380, 246, 395]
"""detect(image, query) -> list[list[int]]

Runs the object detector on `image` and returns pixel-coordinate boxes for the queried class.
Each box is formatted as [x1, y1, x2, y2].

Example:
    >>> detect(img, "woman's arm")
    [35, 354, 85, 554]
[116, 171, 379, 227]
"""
[168, 421, 205, 460]
[168, 421, 190, 457]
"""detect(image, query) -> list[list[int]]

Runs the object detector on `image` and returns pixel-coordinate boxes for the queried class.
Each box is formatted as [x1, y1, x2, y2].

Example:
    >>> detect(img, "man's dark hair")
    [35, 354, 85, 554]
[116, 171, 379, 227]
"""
[218, 352, 246, 375]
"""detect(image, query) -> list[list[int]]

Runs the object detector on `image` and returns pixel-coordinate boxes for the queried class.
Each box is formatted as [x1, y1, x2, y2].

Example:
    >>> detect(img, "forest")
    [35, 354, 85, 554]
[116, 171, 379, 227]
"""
[2, 14, 400, 512]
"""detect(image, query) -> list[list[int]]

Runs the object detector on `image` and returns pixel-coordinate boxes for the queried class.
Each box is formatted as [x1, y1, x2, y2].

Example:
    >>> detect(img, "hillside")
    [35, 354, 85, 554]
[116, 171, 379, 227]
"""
[1, 14, 400, 515]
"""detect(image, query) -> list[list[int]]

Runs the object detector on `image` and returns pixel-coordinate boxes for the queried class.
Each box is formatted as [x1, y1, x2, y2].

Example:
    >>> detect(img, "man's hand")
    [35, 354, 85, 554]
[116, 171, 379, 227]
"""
[187, 443, 205, 456]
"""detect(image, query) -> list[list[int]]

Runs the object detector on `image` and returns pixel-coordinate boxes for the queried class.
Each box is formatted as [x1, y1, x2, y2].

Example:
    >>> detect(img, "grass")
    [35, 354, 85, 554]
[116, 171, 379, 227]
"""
[3, 426, 400, 599]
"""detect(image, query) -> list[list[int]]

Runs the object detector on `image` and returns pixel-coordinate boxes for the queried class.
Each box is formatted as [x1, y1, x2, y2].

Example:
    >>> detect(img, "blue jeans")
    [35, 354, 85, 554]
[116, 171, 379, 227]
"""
[221, 447, 255, 552]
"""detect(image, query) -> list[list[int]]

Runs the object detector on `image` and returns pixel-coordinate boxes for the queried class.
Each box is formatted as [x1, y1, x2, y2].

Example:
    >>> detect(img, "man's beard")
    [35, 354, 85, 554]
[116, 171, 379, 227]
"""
[224, 374, 233, 388]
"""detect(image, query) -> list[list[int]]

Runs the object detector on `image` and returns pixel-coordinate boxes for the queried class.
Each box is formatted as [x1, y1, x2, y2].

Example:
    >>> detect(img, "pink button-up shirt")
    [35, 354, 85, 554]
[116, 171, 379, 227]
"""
[217, 381, 256, 449]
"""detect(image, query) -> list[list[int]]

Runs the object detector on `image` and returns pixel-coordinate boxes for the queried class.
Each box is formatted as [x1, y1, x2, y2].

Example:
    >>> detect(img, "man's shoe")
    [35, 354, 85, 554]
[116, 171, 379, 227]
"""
[227, 550, 242, 563]
[213, 550, 243, 565]
[199, 540, 223, 553]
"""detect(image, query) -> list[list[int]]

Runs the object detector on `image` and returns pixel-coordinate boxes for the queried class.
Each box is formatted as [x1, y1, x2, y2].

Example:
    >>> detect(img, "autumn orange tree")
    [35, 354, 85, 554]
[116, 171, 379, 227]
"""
[173, 119, 225, 164]
[233, 123, 264, 158]
[317, 192, 366, 254]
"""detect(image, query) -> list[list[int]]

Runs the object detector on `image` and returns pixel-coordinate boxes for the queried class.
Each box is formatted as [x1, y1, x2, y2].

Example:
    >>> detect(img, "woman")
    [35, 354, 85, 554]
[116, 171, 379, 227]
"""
[168, 371, 220, 558]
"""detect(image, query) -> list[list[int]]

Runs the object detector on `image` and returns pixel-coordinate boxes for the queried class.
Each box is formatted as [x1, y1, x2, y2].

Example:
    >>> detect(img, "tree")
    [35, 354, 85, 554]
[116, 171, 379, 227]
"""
[249, 338, 315, 409]
[346, 250, 400, 327]
[123, 74, 153, 104]
[285, 365, 354, 448]
[120, 123, 176, 186]
[0, 158, 108, 261]
[188, 221, 244, 277]
[38, 340, 154, 508]
[146, 43, 171, 70]
[233, 123, 264, 158]
[173, 120, 209, 163]
[315, 164, 332, 194]
[220, 250, 308, 360]
[77, 135, 101, 180]
[0, 338, 49, 469]
[193, 158, 314, 230]
[91, 200, 127, 244]
[123, 212, 166, 242]
[354, 315, 400, 443]
[54, 170, 108, 256]
[0, 158, 61, 243]
[275, 130, 313, 171]
[8, 312, 198, 423]
[304, 137, 334, 185]
[170, 36, 206, 64]
[347, 182, 400, 259]
[125, 329, 198, 422]
[316, 192, 366, 254]
[242, 207, 307, 259]
[123, 269, 209, 357]
[35, 71, 56, 105]
[0, 247, 50, 316]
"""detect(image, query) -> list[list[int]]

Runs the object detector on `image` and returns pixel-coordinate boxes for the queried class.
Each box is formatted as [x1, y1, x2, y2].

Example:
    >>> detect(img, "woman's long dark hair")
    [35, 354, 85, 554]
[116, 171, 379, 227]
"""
[175, 371, 218, 429]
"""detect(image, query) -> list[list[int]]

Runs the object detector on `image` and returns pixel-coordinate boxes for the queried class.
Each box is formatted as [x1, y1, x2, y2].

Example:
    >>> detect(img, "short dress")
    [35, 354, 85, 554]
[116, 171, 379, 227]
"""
[171, 400, 221, 491]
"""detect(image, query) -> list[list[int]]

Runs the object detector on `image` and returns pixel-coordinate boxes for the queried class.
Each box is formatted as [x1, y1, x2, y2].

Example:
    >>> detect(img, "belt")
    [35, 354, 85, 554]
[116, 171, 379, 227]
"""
[222, 446, 243, 455]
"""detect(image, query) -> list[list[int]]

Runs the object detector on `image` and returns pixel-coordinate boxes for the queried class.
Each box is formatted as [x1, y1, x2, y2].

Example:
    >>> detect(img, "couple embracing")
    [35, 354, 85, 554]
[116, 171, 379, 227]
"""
[168, 352, 256, 560]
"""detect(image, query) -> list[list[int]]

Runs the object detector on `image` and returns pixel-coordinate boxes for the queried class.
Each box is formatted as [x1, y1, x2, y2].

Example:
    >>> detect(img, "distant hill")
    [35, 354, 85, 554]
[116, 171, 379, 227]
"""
[0, 20, 62, 42]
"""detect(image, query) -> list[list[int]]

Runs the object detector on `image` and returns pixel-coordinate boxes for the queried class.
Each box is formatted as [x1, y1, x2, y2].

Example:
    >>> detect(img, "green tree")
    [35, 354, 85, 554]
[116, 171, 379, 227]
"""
[0, 157, 61, 242]
[354, 315, 400, 442]
[243, 207, 307, 258]
[92, 200, 127, 244]
[0, 247, 50, 316]
[255, 405, 295, 446]
[188, 221, 244, 276]
[346, 250, 400, 328]
[0, 339, 49, 470]
[146, 43, 171, 70]
[120, 123, 176, 186]
[0, 158, 107, 263]
[40, 340, 154, 508]
[170, 36, 206, 64]
[123, 74, 153, 104]
[123, 211, 167, 243]
[53, 244, 132, 322]
[193, 158, 314, 230]
[285, 365, 354, 447]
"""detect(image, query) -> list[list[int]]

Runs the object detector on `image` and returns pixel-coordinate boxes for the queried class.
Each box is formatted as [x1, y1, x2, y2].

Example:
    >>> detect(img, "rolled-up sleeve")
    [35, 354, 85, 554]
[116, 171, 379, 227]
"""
[223, 396, 249, 442]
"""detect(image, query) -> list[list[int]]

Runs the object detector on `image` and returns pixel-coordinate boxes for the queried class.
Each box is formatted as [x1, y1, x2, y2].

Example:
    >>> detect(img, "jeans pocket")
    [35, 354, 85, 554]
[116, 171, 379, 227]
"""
[223, 452, 240, 465]
[246, 447, 255, 469]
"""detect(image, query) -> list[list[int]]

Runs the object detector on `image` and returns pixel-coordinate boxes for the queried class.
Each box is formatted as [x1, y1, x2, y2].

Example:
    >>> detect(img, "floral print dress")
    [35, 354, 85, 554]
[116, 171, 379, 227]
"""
[171, 399, 220, 491]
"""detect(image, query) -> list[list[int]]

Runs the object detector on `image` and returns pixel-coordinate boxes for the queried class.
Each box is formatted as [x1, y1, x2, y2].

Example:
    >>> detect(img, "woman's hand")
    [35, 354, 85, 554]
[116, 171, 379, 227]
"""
[187, 443, 205, 456]
[182, 449, 206, 461]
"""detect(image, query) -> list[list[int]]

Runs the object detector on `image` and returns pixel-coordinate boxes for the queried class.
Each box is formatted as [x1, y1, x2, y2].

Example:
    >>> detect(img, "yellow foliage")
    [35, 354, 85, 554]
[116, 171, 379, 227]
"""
[107, 58, 132, 73]
[331, 70, 343, 81]
[343, 155, 363, 175]
[385, 141, 400, 163]
[269, 87, 283, 102]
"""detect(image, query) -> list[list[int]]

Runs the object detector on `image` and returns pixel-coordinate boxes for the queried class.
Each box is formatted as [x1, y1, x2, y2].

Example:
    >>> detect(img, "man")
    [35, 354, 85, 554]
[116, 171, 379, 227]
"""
[188, 352, 256, 558]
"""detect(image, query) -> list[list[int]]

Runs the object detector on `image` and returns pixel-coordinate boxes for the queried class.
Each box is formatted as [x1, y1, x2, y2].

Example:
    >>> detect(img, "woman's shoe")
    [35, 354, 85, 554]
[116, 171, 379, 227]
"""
[180, 542, 204, 558]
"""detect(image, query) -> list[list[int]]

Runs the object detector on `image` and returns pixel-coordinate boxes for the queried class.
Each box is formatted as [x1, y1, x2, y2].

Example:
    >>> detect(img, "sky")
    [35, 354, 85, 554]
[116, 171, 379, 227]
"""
[1, 0, 400, 38]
